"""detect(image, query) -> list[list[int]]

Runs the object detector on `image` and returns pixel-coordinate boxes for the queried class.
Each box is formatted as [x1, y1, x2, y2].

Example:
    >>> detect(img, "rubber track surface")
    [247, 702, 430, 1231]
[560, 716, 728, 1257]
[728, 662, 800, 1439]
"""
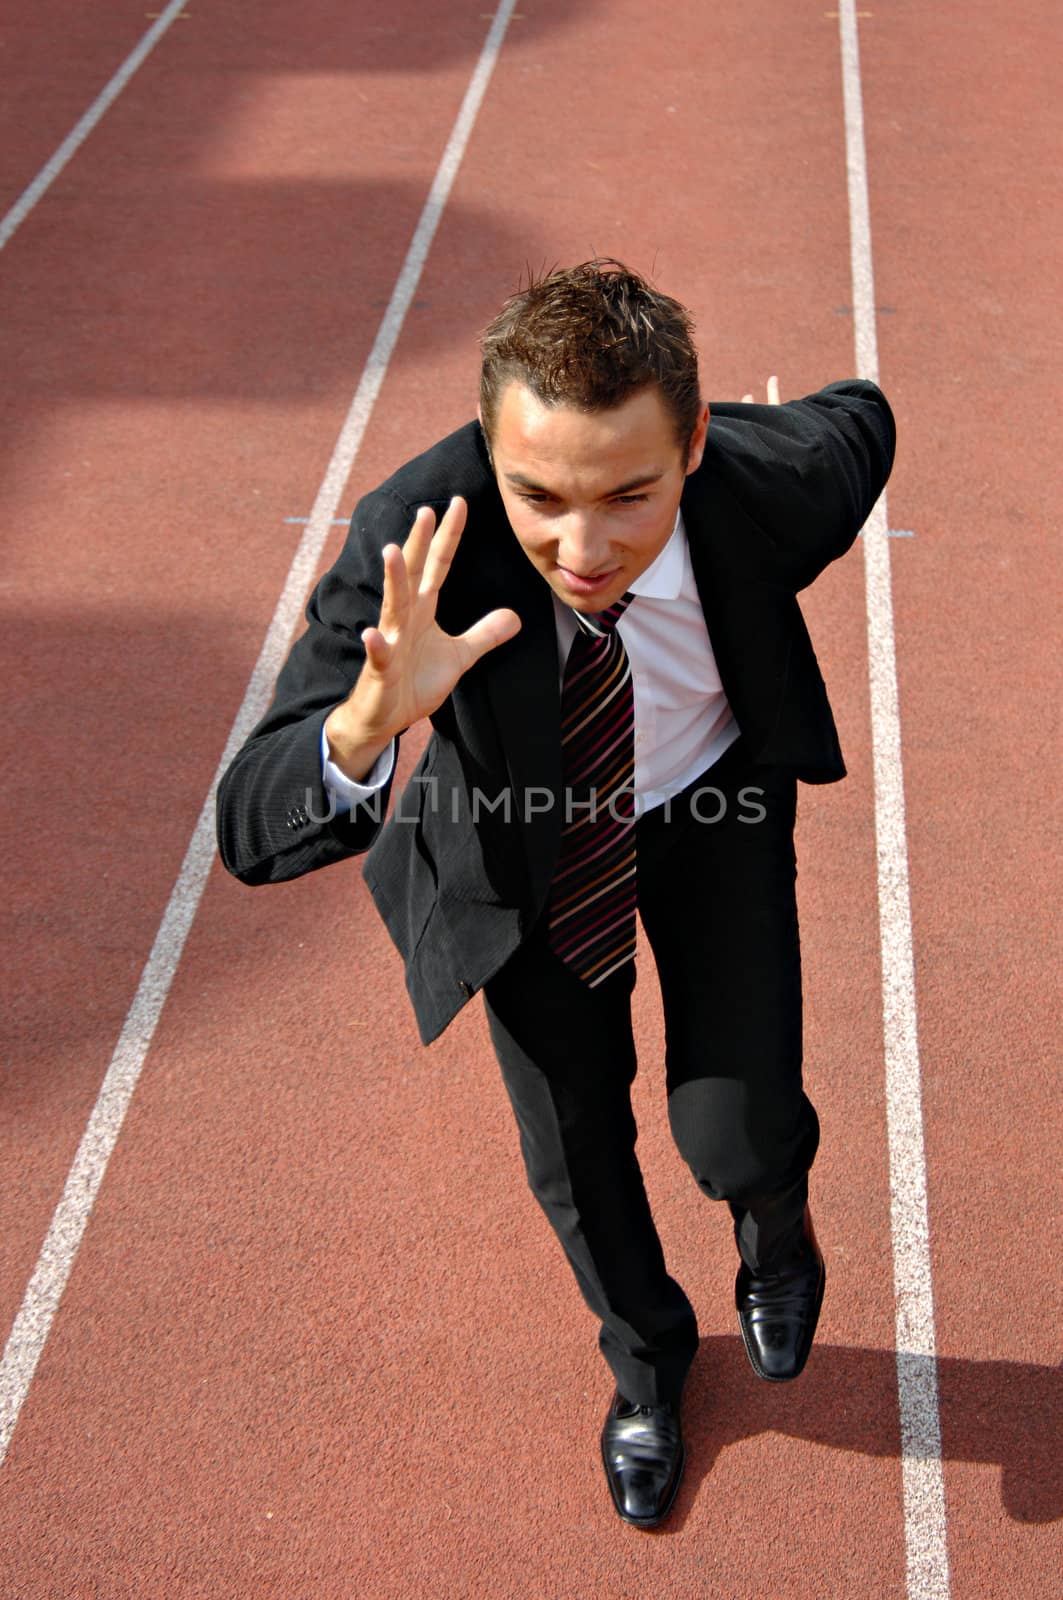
[1, 2, 1058, 1596]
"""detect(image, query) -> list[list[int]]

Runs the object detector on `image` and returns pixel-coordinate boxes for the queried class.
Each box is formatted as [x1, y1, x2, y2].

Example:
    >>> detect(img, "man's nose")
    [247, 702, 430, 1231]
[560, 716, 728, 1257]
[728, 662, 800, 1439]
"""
[556, 513, 608, 574]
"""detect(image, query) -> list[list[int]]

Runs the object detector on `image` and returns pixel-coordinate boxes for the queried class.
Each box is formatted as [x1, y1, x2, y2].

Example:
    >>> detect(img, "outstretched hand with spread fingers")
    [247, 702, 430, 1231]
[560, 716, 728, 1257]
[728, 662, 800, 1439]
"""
[325, 496, 521, 780]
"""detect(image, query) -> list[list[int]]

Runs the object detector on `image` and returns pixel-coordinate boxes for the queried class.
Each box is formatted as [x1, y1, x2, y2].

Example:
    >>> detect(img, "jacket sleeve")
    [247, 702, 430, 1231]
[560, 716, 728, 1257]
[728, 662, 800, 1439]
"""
[215, 485, 415, 885]
[707, 379, 897, 592]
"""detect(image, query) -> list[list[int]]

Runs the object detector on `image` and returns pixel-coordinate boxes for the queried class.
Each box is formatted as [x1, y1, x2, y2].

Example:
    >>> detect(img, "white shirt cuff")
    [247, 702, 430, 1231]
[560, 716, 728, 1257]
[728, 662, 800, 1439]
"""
[321, 724, 396, 813]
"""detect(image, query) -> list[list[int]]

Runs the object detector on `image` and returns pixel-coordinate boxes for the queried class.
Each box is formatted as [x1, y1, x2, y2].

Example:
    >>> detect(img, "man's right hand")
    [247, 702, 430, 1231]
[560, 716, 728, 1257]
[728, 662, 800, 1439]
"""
[323, 495, 522, 782]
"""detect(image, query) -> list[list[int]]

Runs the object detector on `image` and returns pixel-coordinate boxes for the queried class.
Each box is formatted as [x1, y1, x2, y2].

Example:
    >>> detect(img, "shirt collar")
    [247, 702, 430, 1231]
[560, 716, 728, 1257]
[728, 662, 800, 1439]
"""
[627, 509, 687, 601]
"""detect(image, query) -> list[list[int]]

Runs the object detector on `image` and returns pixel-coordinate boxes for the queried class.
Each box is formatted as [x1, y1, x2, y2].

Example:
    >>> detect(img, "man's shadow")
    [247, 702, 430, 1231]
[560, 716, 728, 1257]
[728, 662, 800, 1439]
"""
[658, 1337, 1060, 1531]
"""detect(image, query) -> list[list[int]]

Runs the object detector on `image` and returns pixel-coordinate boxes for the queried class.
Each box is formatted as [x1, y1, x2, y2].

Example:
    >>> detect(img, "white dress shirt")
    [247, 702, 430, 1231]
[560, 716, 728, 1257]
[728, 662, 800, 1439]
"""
[323, 511, 738, 815]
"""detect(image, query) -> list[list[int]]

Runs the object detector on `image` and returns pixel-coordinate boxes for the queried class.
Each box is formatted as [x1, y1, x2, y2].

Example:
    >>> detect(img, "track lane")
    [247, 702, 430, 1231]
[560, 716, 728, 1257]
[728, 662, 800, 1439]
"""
[0, 0, 169, 214]
[859, 1, 1062, 1592]
[3, 3, 908, 1594]
[0, 0, 515, 1357]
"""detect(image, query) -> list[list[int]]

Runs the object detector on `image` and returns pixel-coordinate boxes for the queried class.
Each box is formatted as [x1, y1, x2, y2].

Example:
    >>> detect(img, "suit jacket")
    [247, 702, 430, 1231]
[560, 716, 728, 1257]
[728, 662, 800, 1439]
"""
[217, 379, 896, 1043]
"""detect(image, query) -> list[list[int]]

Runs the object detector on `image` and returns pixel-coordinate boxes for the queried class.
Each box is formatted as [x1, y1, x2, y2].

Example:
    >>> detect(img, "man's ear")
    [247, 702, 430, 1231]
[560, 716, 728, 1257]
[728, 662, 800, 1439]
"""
[685, 403, 710, 475]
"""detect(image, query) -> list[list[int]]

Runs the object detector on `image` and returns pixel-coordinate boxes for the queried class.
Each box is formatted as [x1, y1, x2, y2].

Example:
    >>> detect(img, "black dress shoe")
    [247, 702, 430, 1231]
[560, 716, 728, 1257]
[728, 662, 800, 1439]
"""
[735, 1210, 825, 1382]
[600, 1390, 684, 1527]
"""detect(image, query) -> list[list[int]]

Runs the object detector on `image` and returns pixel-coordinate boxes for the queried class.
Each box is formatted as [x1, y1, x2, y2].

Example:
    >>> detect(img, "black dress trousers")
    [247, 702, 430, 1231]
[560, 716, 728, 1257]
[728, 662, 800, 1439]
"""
[482, 742, 820, 1406]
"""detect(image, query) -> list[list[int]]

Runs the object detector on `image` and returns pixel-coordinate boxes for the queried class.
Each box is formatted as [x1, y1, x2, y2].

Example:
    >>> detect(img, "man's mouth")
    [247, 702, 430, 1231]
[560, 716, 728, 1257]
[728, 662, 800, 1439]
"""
[556, 565, 620, 595]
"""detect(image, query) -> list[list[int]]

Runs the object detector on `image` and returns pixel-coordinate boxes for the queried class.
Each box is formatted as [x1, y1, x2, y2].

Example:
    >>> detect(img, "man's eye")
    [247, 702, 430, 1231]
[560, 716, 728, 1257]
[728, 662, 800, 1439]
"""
[615, 494, 649, 505]
[518, 492, 552, 504]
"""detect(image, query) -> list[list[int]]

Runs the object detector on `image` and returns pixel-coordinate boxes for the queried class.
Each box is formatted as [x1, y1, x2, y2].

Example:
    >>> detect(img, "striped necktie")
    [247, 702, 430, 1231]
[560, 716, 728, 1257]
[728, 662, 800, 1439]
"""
[547, 593, 637, 986]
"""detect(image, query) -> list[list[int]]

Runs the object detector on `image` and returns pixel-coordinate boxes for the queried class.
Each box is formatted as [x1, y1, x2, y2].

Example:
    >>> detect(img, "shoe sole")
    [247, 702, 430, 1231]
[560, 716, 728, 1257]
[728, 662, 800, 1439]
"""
[738, 1260, 826, 1383]
[601, 1440, 686, 1529]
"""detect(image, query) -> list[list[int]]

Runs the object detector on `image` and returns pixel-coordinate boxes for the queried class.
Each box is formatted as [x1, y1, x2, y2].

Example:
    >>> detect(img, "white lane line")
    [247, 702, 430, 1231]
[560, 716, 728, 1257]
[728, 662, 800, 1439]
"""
[838, 5, 952, 1598]
[0, 0, 521, 1467]
[0, 0, 189, 254]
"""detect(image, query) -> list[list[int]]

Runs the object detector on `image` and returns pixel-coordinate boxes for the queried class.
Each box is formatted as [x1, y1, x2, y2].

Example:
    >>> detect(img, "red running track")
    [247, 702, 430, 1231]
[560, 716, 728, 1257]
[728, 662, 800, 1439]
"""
[0, 1, 1059, 1596]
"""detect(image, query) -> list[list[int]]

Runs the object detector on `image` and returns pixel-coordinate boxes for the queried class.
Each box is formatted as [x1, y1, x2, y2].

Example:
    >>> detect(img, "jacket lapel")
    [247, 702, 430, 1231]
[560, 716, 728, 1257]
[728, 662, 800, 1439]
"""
[481, 540, 564, 901]
[681, 463, 796, 764]
[434, 462, 564, 905]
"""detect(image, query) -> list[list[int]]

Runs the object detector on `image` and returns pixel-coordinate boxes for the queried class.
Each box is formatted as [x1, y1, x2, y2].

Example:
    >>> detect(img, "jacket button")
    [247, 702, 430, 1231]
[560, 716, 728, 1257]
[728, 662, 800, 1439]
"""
[457, 979, 474, 1000]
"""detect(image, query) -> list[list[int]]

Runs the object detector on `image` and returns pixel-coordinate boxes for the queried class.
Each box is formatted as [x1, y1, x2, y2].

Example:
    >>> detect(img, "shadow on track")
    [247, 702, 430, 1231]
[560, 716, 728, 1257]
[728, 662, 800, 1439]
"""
[653, 1335, 1063, 1532]
[233, 0, 599, 75]
[0, 601, 404, 1101]
[1, 180, 542, 414]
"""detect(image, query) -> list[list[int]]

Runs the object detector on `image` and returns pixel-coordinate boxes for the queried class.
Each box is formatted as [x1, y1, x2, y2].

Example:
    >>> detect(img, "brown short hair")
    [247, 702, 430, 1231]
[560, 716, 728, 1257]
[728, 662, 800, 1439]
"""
[479, 259, 702, 454]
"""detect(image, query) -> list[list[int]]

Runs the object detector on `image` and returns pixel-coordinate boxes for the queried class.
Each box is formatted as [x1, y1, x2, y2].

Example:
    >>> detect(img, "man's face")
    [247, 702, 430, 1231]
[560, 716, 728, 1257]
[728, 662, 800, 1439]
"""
[488, 381, 709, 613]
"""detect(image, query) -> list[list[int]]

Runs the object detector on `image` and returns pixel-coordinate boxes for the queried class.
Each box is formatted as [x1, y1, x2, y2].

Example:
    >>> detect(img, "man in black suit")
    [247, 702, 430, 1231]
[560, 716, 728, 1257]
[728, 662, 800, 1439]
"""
[217, 260, 895, 1528]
